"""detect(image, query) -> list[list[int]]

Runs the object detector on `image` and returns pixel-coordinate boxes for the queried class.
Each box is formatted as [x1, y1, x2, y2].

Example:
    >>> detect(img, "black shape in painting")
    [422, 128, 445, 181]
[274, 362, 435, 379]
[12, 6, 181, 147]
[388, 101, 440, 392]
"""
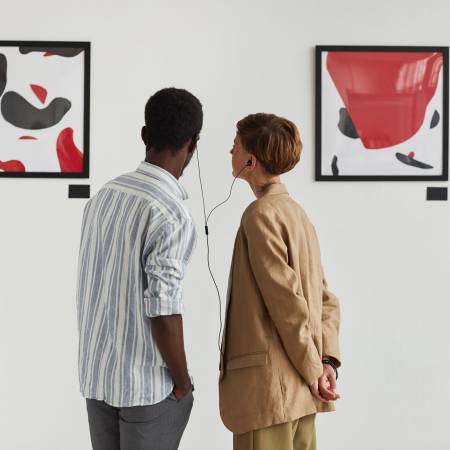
[331, 155, 339, 176]
[395, 152, 434, 169]
[337, 108, 359, 139]
[19, 47, 83, 57]
[430, 110, 440, 129]
[1, 91, 71, 130]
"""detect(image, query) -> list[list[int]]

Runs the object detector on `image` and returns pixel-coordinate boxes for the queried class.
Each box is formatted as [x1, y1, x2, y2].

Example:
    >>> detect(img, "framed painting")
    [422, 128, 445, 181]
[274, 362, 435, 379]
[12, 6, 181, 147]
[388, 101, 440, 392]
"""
[0, 40, 90, 178]
[316, 45, 449, 181]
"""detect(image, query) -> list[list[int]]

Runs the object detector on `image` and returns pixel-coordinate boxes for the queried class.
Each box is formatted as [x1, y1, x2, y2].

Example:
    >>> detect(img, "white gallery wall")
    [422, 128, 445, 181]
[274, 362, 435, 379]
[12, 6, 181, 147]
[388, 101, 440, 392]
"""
[1, 1, 449, 449]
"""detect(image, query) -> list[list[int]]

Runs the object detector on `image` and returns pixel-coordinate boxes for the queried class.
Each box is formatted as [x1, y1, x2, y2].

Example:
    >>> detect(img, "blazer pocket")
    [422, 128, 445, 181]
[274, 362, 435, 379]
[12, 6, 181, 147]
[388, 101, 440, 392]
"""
[226, 352, 268, 370]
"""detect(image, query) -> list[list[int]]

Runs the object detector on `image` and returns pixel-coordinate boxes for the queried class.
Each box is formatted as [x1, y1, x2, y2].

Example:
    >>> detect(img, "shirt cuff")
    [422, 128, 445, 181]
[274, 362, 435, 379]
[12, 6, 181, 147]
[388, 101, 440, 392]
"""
[145, 290, 183, 318]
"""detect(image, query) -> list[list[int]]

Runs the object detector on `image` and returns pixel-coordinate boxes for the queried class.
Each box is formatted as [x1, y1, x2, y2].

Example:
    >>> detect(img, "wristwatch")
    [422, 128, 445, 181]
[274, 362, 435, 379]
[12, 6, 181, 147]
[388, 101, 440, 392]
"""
[322, 358, 338, 380]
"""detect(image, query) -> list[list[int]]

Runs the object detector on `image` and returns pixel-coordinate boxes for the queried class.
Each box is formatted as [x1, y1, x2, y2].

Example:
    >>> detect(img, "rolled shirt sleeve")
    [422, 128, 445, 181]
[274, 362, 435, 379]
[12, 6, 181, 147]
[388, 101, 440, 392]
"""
[144, 216, 196, 318]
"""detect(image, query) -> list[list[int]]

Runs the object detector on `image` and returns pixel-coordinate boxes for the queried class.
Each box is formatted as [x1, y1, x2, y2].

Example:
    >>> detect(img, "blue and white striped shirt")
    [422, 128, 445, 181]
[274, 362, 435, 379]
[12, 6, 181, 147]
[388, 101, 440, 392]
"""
[76, 162, 197, 407]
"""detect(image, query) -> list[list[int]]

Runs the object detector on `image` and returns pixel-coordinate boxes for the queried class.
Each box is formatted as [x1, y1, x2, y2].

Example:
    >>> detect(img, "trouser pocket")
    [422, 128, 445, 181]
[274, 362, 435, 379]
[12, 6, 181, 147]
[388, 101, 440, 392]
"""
[168, 384, 194, 403]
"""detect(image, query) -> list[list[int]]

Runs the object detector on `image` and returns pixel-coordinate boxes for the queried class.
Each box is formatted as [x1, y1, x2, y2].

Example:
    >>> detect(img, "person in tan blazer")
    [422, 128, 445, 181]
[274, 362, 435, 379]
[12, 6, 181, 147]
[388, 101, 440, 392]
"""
[219, 113, 341, 450]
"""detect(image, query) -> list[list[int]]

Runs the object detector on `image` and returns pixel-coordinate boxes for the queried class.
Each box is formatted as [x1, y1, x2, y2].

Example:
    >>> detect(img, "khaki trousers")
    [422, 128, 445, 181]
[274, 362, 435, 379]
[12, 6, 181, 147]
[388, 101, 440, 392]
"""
[233, 414, 316, 450]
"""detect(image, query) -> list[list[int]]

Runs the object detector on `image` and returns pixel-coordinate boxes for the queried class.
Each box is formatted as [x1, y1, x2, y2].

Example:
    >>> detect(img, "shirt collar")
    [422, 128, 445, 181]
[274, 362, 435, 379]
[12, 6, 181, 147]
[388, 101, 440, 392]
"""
[136, 161, 189, 200]
[259, 183, 288, 197]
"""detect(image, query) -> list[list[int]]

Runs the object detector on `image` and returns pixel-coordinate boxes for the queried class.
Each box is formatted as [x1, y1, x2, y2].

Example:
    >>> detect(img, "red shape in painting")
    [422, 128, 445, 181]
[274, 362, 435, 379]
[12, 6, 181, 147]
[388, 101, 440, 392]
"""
[19, 136, 38, 140]
[30, 84, 48, 104]
[0, 160, 26, 172]
[327, 52, 443, 149]
[408, 151, 415, 159]
[43, 52, 55, 57]
[57, 127, 83, 172]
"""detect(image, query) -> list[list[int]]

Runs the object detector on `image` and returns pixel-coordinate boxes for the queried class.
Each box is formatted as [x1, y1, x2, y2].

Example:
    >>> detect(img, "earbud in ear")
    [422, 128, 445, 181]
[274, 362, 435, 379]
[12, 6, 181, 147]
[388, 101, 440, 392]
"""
[246, 160, 252, 166]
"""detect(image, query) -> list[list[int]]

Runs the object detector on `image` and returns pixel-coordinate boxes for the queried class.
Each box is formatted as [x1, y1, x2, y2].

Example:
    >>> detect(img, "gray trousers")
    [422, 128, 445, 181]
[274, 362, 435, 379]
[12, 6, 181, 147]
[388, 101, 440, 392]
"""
[86, 386, 194, 450]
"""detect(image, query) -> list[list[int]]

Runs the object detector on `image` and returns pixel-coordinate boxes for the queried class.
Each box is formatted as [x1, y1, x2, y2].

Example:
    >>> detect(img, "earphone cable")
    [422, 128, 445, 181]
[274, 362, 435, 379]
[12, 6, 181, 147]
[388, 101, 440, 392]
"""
[195, 150, 247, 356]
[195, 150, 224, 355]
[206, 169, 242, 224]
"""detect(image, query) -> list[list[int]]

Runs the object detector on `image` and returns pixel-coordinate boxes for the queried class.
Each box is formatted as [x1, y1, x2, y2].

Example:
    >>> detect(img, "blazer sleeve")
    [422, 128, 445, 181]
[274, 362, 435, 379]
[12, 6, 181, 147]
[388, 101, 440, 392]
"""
[243, 207, 323, 386]
[320, 266, 342, 367]
[312, 226, 341, 367]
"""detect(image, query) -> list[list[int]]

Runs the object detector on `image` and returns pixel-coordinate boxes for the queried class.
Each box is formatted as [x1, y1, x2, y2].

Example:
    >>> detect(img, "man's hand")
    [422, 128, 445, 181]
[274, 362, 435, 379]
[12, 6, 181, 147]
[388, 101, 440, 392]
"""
[309, 364, 340, 402]
[173, 381, 191, 401]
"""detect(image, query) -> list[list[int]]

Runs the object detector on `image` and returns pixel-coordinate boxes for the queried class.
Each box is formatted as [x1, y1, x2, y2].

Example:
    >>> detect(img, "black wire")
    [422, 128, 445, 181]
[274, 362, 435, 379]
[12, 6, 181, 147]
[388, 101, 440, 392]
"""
[195, 150, 247, 356]
[206, 170, 241, 224]
[196, 149, 208, 232]
[195, 150, 223, 354]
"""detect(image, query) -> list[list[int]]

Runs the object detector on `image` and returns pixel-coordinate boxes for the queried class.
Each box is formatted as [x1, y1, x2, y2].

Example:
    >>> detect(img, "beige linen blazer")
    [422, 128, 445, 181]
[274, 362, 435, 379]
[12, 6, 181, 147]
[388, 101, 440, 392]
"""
[219, 183, 341, 434]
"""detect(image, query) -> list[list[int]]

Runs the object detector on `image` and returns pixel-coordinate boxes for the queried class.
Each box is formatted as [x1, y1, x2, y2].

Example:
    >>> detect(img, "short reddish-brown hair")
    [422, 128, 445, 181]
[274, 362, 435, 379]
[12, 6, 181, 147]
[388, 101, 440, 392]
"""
[236, 113, 302, 175]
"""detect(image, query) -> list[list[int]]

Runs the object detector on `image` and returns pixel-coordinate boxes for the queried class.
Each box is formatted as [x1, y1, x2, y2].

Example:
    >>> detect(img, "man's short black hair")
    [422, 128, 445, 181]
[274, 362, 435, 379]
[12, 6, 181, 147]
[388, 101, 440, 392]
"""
[144, 88, 203, 152]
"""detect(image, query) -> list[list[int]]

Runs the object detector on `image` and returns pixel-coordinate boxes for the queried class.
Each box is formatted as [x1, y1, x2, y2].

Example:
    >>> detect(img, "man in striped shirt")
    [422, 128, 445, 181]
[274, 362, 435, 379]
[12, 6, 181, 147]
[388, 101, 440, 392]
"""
[76, 88, 202, 450]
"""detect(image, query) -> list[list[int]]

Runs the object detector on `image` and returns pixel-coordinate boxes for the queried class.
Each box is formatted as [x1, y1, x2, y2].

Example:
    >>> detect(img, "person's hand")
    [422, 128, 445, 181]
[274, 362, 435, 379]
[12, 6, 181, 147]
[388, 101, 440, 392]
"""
[318, 364, 340, 401]
[309, 379, 330, 403]
[309, 365, 341, 403]
[173, 382, 191, 401]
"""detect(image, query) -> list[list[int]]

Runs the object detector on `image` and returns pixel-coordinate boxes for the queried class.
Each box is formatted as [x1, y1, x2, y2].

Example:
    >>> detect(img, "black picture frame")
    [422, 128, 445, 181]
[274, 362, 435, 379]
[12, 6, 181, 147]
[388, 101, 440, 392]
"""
[0, 40, 90, 178]
[315, 45, 449, 181]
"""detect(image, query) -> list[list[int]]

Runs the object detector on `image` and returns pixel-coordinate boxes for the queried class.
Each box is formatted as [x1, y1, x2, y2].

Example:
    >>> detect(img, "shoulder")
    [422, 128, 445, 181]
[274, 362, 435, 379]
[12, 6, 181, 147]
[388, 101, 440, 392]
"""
[109, 171, 194, 225]
[242, 193, 306, 223]
[241, 200, 281, 237]
[242, 199, 273, 222]
[241, 195, 314, 237]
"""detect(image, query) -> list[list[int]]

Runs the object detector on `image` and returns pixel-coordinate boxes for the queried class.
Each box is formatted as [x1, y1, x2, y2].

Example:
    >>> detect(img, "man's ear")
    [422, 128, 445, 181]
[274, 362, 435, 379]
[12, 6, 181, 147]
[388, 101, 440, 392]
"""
[141, 126, 148, 145]
[187, 134, 199, 153]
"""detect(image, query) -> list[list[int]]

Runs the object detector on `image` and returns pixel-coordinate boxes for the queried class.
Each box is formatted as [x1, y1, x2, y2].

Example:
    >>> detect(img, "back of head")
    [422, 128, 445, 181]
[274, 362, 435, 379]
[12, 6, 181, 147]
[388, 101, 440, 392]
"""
[145, 88, 203, 152]
[237, 113, 302, 175]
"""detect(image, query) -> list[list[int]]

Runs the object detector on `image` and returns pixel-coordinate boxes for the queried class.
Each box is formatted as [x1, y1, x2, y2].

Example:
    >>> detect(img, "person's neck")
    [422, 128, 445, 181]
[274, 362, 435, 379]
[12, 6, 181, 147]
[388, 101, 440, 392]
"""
[145, 148, 183, 180]
[247, 174, 281, 199]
